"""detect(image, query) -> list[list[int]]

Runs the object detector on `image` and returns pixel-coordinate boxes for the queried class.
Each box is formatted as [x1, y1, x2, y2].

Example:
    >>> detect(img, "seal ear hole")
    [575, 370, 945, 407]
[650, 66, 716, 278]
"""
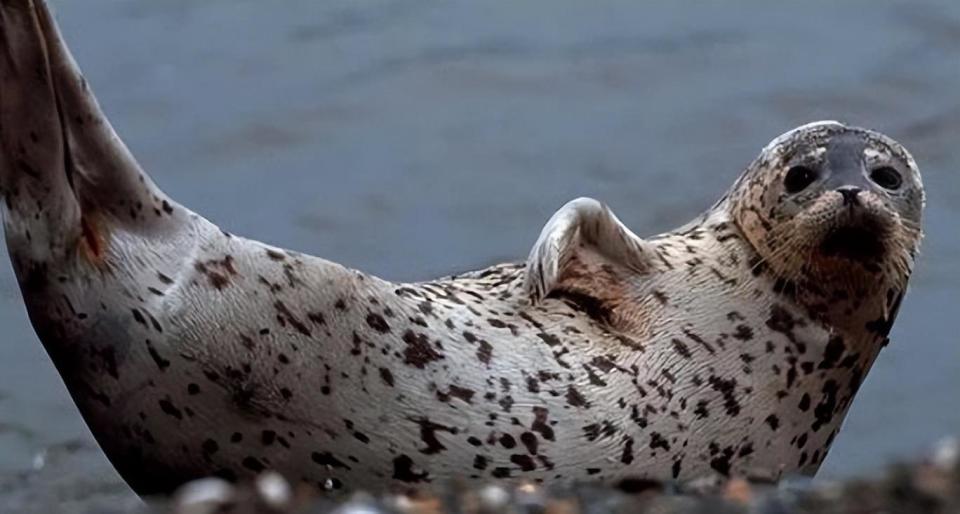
[870, 166, 902, 190]
[783, 166, 818, 194]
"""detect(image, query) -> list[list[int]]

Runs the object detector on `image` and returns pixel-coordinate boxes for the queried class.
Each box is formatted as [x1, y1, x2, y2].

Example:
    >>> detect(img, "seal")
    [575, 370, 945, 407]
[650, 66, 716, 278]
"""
[0, 0, 925, 495]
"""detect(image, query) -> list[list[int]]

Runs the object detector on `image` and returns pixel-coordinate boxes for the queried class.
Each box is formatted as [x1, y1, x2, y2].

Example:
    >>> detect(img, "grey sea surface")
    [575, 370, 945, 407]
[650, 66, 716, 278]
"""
[1, 0, 958, 510]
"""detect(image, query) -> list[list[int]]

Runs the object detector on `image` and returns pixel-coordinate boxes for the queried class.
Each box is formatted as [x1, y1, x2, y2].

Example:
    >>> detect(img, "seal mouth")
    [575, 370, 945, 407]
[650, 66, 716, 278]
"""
[819, 223, 886, 261]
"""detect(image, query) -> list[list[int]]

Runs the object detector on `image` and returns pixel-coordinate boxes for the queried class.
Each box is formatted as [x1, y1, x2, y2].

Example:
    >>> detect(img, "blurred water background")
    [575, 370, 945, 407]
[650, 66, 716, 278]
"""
[0, 0, 958, 510]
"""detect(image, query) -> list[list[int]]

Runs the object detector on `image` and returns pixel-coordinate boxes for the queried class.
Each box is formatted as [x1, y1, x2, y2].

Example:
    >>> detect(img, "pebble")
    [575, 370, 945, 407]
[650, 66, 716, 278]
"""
[8, 437, 960, 514]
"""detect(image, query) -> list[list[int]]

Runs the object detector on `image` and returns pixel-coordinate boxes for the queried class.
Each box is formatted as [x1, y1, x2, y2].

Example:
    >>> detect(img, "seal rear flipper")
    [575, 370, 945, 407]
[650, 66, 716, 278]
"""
[523, 197, 652, 303]
[0, 0, 82, 266]
[1, 0, 179, 270]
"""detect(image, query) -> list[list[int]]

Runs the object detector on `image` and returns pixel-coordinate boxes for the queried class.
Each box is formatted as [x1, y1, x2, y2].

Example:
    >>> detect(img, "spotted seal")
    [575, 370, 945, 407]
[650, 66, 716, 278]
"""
[0, 0, 924, 495]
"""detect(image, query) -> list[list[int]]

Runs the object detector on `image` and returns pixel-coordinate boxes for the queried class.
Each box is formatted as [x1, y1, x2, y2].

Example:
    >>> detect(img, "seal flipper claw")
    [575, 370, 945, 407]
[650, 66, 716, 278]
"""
[524, 197, 651, 303]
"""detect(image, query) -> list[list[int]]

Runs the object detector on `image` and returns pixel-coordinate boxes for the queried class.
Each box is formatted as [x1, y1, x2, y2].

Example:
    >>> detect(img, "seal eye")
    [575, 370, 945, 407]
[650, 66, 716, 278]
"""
[783, 166, 818, 194]
[870, 166, 902, 190]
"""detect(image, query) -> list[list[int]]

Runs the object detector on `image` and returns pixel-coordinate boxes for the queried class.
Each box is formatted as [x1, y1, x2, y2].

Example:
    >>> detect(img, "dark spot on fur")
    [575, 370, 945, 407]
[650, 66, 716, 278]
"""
[536, 332, 561, 347]
[652, 290, 669, 305]
[274, 301, 312, 336]
[520, 432, 538, 455]
[621, 436, 635, 464]
[733, 325, 754, 341]
[583, 421, 617, 442]
[476, 340, 493, 365]
[366, 313, 390, 333]
[710, 446, 735, 476]
[765, 414, 780, 431]
[671, 338, 692, 359]
[694, 400, 710, 419]
[145, 340, 170, 371]
[708, 375, 741, 416]
[311, 451, 351, 470]
[402, 330, 444, 368]
[531, 407, 556, 441]
[510, 454, 536, 472]
[202, 439, 219, 456]
[767, 304, 806, 353]
[819, 336, 846, 369]
[812, 379, 839, 432]
[565, 385, 590, 408]
[683, 329, 715, 354]
[158, 399, 182, 420]
[261, 430, 276, 446]
[449, 385, 476, 404]
[526, 376, 540, 393]
[242, 457, 266, 472]
[413, 417, 457, 455]
[379, 367, 395, 387]
[649, 432, 670, 451]
[487, 318, 506, 329]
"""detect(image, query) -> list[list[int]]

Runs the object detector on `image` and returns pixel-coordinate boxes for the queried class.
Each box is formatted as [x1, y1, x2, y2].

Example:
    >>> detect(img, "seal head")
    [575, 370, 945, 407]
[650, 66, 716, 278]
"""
[730, 121, 923, 297]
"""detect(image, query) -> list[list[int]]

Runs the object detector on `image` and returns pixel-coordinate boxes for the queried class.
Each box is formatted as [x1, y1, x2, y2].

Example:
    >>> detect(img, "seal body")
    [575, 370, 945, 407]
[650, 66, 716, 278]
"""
[0, 0, 924, 495]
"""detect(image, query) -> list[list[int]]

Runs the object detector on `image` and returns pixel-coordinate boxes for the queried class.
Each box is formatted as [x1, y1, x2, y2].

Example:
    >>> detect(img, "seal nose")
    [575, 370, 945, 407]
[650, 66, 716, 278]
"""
[837, 187, 861, 206]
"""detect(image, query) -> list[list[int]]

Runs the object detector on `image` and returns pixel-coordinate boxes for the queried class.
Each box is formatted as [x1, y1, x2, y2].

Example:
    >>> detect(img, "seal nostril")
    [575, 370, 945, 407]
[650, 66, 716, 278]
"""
[837, 187, 861, 206]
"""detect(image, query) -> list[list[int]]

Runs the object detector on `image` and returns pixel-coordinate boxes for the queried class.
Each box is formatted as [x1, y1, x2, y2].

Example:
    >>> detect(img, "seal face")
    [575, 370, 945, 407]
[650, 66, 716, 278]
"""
[0, 2, 925, 496]
[730, 122, 923, 303]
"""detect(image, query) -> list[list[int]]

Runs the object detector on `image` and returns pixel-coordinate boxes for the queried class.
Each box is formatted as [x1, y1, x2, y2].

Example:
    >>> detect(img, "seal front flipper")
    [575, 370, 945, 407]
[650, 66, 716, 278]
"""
[523, 197, 652, 304]
[1, 0, 180, 272]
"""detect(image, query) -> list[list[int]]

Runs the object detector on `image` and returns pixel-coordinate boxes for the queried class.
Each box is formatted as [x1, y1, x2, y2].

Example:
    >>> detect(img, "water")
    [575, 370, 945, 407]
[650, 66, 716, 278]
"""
[1, 0, 958, 508]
